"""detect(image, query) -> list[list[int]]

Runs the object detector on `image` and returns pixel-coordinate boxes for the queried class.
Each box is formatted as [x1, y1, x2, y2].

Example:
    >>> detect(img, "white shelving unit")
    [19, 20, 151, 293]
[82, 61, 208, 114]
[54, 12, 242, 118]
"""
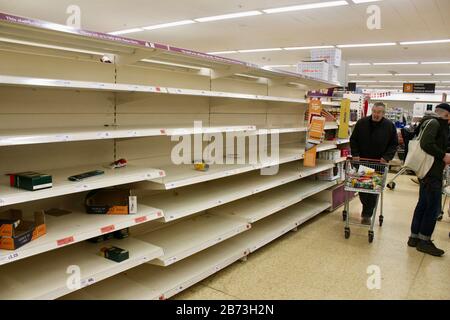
[0, 125, 256, 147]
[139, 144, 336, 190]
[0, 12, 340, 300]
[60, 274, 161, 300]
[60, 197, 332, 301]
[0, 237, 163, 300]
[231, 199, 331, 253]
[0, 204, 163, 265]
[210, 179, 337, 223]
[140, 161, 334, 222]
[61, 238, 248, 300]
[0, 164, 165, 207]
[137, 214, 250, 266]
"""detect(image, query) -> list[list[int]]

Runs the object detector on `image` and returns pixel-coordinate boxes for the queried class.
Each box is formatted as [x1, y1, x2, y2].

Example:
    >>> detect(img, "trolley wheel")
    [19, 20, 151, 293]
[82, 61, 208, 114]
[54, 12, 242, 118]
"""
[368, 231, 374, 243]
[343, 211, 347, 222]
[379, 215, 384, 227]
[387, 182, 396, 190]
[437, 212, 443, 221]
[345, 228, 351, 239]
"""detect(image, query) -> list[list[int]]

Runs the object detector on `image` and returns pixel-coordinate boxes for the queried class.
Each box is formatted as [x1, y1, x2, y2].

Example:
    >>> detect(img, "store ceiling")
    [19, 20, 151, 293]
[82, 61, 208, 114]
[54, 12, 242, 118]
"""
[0, 0, 449, 88]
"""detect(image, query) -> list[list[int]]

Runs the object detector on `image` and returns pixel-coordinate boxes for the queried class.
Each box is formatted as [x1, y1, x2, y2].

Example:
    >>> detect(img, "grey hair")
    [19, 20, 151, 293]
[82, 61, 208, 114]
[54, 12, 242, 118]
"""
[373, 102, 386, 109]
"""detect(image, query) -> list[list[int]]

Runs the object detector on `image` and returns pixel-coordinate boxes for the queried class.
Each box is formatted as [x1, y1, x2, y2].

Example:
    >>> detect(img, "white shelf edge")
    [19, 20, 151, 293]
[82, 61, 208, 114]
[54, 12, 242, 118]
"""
[150, 223, 250, 267]
[246, 201, 331, 253]
[0, 204, 164, 266]
[0, 75, 313, 105]
[0, 125, 257, 147]
[160, 248, 247, 299]
[148, 145, 336, 190]
[0, 166, 165, 207]
[211, 180, 337, 224]
[0, 237, 164, 300]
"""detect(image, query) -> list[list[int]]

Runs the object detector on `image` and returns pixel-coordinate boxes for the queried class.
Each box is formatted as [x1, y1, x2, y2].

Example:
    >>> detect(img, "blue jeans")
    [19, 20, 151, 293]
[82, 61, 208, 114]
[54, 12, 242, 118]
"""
[410, 176, 442, 240]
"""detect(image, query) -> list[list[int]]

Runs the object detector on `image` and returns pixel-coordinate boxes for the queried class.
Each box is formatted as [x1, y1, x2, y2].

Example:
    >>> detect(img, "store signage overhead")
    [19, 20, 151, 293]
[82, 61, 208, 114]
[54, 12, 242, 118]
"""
[403, 83, 436, 94]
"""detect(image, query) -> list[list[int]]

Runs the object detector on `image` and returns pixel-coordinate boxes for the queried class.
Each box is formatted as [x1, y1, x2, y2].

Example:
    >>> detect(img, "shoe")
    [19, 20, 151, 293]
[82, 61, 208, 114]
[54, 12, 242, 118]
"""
[361, 217, 371, 225]
[416, 240, 445, 257]
[407, 237, 419, 247]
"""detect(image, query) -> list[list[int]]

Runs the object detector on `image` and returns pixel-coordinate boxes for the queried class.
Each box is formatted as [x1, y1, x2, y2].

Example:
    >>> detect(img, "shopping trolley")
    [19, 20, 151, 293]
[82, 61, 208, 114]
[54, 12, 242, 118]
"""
[342, 158, 390, 243]
[438, 166, 450, 221]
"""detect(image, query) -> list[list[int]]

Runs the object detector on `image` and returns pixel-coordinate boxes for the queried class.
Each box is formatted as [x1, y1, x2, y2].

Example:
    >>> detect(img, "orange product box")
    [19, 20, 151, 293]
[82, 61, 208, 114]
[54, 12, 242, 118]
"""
[0, 209, 46, 250]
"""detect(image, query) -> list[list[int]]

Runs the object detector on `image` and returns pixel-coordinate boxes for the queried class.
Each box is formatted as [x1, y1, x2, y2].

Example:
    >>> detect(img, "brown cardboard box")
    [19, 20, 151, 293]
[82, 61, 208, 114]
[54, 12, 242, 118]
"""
[0, 209, 46, 250]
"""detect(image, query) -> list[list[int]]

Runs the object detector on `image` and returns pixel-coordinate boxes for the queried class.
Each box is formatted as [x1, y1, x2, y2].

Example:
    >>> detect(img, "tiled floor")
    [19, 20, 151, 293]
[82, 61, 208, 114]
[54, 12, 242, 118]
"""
[174, 174, 450, 300]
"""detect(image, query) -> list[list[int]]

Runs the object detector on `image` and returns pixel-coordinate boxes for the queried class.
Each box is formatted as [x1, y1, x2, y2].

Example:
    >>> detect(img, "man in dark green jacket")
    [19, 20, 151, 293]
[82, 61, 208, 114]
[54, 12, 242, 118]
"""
[408, 103, 450, 257]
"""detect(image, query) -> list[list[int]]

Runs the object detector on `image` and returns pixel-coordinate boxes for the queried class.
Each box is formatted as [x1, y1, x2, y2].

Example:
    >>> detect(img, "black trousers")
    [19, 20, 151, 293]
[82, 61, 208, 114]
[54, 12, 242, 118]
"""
[359, 193, 378, 218]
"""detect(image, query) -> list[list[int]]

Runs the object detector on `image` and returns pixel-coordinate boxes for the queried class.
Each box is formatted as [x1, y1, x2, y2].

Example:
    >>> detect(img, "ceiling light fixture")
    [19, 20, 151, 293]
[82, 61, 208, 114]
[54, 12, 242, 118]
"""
[421, 61, 450, 65]
[400, 39, 450, 45]
[284, 45, 335, 51]
[238, 48, 283, 53]
[337, 42, 397, 48]
[349, 63, 372, 66]
[195, 11, 262, 22]
[207, 50, 238, 55]
[263, 0, 349, 14]
[373, 62, 418, 65]
[108, 28, 144, 35]
[351, 0, 382, 3]
[143, 20, 196, 30]
[359, 73, 393, 76]
[395, 73, 432, 76]
[434, 73, 450, 76]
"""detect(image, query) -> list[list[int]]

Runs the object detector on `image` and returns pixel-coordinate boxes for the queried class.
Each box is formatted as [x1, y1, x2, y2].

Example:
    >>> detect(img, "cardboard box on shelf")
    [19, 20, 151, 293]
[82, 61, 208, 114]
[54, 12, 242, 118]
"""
[8, 171, 52, 191]
[297, 61, 329, 82]
[310, 48, 342, 67]
[85, 189, 137, 215]
[0, 209, 46, 250]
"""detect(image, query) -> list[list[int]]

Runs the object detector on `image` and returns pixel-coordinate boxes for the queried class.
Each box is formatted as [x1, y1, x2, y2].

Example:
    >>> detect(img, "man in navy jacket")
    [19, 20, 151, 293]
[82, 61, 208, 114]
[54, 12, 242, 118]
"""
[350, 102, 398, 224]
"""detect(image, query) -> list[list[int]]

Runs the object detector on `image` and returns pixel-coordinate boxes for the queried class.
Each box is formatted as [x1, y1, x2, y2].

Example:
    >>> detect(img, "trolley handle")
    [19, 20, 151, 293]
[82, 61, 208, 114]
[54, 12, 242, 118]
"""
[348, 157, 384, 163]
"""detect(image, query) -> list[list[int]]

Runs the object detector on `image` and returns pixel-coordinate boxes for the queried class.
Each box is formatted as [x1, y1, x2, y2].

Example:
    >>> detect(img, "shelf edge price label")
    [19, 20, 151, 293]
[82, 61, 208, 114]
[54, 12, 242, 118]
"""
[57, 236, 75, 246]
[7, 252, 19, 261]
[134, 216, 147, 224]
[100, 225, 115, 234]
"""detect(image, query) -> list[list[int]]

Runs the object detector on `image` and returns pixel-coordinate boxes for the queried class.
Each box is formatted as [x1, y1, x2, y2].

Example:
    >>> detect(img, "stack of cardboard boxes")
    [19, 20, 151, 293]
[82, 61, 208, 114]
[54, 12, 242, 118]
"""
[297, 48, 342, 83]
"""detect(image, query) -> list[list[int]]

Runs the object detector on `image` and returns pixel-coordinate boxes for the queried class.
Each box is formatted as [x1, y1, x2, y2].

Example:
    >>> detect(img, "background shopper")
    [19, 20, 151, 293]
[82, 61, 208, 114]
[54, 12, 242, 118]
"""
[408, 103, 450, 256]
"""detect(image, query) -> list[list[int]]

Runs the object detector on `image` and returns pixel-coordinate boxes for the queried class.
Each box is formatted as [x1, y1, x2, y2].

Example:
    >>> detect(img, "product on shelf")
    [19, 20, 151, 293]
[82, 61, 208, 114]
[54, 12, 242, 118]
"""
[68, 170, 105, 182]
[193, 161, 209, 172]
[109, 158, 128, 169]
[8, 171, 52, 191]
[85, 189, 137, 215]
[87, 228, 130, 243]
[99, 246, 129, 263]
[0, 209, 46, 250]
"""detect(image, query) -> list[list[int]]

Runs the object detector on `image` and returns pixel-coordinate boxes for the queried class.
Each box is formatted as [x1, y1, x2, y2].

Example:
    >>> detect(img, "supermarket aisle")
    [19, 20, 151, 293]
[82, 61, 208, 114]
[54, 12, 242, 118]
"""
[174, 174, 450, 300]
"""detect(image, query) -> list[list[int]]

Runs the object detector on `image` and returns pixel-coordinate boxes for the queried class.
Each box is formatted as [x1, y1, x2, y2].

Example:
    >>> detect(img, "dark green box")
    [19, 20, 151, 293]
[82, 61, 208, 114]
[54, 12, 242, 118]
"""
[100, 246, 129, 263]
[10, 172, 52, 191]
